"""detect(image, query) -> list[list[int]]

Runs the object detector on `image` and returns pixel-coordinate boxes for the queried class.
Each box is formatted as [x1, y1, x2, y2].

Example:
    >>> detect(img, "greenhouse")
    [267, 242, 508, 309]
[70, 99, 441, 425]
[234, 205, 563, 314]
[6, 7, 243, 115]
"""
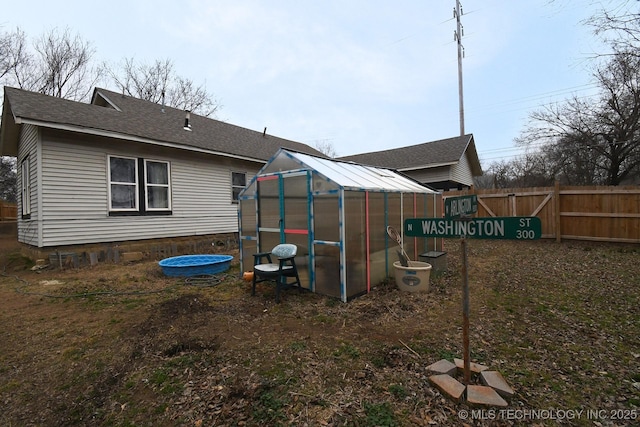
[238, 149, 442, 302]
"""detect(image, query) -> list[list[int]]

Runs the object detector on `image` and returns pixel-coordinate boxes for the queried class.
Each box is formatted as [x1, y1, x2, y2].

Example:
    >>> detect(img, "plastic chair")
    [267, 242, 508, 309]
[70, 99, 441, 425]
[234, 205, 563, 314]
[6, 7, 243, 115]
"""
[252, 243, 302, 302]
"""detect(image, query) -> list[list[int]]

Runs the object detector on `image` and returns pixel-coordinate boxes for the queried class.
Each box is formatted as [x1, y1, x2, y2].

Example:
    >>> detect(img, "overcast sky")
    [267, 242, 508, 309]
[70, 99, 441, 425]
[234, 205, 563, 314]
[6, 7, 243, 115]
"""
[2, 0, 623, 166]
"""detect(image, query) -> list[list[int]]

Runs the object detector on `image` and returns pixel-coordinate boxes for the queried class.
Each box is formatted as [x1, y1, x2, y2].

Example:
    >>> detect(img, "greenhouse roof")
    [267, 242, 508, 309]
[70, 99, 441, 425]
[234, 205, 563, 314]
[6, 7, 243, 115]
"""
[273, 149, 438, 193]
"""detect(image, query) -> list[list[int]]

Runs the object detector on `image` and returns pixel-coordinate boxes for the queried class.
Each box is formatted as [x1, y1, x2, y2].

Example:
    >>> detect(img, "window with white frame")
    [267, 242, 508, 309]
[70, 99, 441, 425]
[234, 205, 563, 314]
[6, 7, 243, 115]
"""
[108, 155, 171, 215]
[145, 160, 171, 210]
[232, 171, 246, 202]
[21, 157, 31, 218]
[109, 156, 138, 211]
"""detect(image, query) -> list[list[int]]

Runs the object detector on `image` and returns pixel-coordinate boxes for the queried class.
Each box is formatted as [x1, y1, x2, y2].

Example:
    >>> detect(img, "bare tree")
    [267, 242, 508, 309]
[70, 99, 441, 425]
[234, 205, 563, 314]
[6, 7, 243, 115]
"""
[480, 154, 555, 189]
[1, 27, 102, 101]
[518, 50, 640, 185]
[111, 58, 171, 103]
[0, 27, 28, 81]
[312, 139, 337, 158]
[511, 154, 555, 187]
[475, 160, 513, 189]
[584, 0, 640, 55]
[539, 135, 603, 185]
[108, 58, 220, 117]
[472, 172, 495, 189]
[25, 28, 103, 101]
[500, 1, 640, 187]
[168, 76, 219, 117]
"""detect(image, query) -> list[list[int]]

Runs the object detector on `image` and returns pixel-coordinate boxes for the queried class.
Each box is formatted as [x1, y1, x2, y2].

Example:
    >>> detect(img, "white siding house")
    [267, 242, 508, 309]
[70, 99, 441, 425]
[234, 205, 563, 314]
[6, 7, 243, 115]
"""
[1, 86, 324, 249]
[17, 124, 39, 246]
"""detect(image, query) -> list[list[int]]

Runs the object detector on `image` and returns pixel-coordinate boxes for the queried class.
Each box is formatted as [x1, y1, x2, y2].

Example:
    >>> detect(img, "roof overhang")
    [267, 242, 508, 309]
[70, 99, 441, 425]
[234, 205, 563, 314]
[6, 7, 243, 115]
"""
[3, 115, 268, 164]
[397, 161, 457, 172]
[465, 135, 483, 176]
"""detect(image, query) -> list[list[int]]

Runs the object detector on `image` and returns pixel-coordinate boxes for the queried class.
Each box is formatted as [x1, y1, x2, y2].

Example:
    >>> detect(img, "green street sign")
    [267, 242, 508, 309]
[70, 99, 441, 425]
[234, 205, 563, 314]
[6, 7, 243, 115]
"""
[404, 216, 542, 240]
[444, 195, 478, 219]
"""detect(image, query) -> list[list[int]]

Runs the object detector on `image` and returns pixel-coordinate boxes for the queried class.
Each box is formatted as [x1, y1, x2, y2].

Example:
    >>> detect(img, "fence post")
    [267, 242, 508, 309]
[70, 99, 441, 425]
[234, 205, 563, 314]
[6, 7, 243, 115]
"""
[554, 181, 561, 242]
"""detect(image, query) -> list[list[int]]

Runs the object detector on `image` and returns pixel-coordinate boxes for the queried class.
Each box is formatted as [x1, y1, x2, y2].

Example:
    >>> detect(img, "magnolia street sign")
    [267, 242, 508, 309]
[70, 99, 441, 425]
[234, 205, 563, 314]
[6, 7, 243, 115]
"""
[444, 195, 478, 219]
[404, 216, 542, 240]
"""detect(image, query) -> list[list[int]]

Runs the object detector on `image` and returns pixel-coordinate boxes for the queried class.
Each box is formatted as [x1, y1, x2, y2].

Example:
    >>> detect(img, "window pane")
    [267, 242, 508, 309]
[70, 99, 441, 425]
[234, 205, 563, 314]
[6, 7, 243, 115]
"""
[146, 161, 168, 184]
[110, 157, 136, 183]
[21, 158, 31, 216]
[233, 187, 243, 201]
[111, 184, 136, 209]
[232, 172, 246, 186]
[147, 187, 169, 209]
[232, 172, 246, 201]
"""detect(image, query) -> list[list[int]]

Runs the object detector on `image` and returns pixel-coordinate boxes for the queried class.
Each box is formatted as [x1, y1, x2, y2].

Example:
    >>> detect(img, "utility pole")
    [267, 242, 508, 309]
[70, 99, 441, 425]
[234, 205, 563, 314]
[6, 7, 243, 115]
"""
[454, 0, 465, 137]
[454, 0, 471, 386]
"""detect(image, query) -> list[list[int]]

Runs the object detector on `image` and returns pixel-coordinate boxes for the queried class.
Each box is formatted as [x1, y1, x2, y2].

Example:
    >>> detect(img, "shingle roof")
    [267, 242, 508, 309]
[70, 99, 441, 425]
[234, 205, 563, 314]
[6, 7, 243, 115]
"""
[338, 134, 482, 176]
[1, 86, 324, 160]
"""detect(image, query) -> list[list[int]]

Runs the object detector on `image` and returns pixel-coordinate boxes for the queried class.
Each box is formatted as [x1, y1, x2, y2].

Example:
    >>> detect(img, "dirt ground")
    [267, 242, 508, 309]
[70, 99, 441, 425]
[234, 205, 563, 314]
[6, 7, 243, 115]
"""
[0, 235, 638, 426]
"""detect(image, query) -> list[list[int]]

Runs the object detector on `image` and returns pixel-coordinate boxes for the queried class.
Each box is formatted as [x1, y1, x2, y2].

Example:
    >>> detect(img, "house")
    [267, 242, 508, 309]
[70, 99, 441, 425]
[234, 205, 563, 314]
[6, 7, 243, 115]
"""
[238, 148, 440, 302]
[338, 134, 482, 191]
[0, 86, 324, 250]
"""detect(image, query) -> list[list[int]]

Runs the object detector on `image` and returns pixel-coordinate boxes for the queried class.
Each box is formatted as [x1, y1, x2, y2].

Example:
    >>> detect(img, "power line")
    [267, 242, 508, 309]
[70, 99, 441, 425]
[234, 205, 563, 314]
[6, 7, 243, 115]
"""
[466, 85, 601, 118]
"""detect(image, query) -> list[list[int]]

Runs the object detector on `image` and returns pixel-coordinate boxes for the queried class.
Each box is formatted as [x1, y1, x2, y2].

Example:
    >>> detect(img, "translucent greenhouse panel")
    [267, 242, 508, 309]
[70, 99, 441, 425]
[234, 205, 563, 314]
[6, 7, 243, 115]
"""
[387, 192, 402, 242]
[403, 194, 418, 259]
[313, 244, 341, 298]
[283, 174, 309, 231]
[368, 193, 389, 283]
[239, 199, 257, 237]
[387, 194, 402, 227]
[284, 233, 311, 290]
[311, 171, 339, 193]
[344, 191, 367, 298]
[241, 178, 257, 197]
[262, 154, 300, 175]
[313, 195, 340, 242]
[386, 192, 404, 267]
[240, 239, 257, 274]
[257, 177, 280, 229]
[257, 231, 281, 255]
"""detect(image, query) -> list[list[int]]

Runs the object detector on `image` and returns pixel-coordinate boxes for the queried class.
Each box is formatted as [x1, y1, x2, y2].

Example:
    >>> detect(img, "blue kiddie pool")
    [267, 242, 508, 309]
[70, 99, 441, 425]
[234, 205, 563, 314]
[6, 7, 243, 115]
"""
[159, 254, 234, 277]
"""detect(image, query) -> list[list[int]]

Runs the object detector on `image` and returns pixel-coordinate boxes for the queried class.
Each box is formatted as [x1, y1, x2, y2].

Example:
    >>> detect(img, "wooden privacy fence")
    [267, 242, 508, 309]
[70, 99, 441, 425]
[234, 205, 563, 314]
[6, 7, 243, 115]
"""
[0, 201, 17, 221]
[445, 183, 640, 244]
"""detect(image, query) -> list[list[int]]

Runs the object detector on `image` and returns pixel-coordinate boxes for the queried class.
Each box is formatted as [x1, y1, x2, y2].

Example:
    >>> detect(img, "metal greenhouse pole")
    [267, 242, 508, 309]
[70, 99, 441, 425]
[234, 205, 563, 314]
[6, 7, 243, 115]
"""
[339, 188, 347, 303]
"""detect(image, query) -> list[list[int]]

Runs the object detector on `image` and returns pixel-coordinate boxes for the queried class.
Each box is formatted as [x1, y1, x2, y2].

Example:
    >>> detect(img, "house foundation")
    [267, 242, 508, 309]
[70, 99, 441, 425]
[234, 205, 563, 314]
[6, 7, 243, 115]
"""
[19, 233, 239, 268]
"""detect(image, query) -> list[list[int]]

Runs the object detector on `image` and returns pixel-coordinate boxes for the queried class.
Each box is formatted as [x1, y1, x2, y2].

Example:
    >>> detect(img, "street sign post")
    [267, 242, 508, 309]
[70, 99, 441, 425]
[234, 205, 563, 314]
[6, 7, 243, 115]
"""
[405, 216, 541, 240]
[406, 214, 541, 384]
[444, 194, 478, 219]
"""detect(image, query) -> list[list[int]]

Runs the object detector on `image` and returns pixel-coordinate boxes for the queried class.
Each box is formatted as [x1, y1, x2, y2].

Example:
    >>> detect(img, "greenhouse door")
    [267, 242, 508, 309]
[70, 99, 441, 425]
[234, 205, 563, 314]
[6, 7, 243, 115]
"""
[257, 172, 311, 287]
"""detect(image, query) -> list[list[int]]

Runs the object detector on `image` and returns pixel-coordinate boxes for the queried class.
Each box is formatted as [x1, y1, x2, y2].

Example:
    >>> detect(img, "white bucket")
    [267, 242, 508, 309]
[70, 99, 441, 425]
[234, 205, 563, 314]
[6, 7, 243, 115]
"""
[393, 260, 432, 292]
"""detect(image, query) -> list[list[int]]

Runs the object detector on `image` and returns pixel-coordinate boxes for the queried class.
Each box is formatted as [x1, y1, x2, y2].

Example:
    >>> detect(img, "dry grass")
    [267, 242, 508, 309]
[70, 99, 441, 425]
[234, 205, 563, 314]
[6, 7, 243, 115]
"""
[0, 238, 638, 426]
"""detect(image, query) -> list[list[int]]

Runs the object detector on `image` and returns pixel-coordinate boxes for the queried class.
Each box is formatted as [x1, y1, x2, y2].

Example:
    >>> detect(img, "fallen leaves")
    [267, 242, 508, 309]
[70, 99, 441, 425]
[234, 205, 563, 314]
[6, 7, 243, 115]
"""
[0, 239, 638, 425]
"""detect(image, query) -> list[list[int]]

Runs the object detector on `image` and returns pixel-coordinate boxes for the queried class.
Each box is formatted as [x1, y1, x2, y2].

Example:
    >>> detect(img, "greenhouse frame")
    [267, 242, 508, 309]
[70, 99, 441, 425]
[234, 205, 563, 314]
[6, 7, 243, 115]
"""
[238, 149, 442, 302]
